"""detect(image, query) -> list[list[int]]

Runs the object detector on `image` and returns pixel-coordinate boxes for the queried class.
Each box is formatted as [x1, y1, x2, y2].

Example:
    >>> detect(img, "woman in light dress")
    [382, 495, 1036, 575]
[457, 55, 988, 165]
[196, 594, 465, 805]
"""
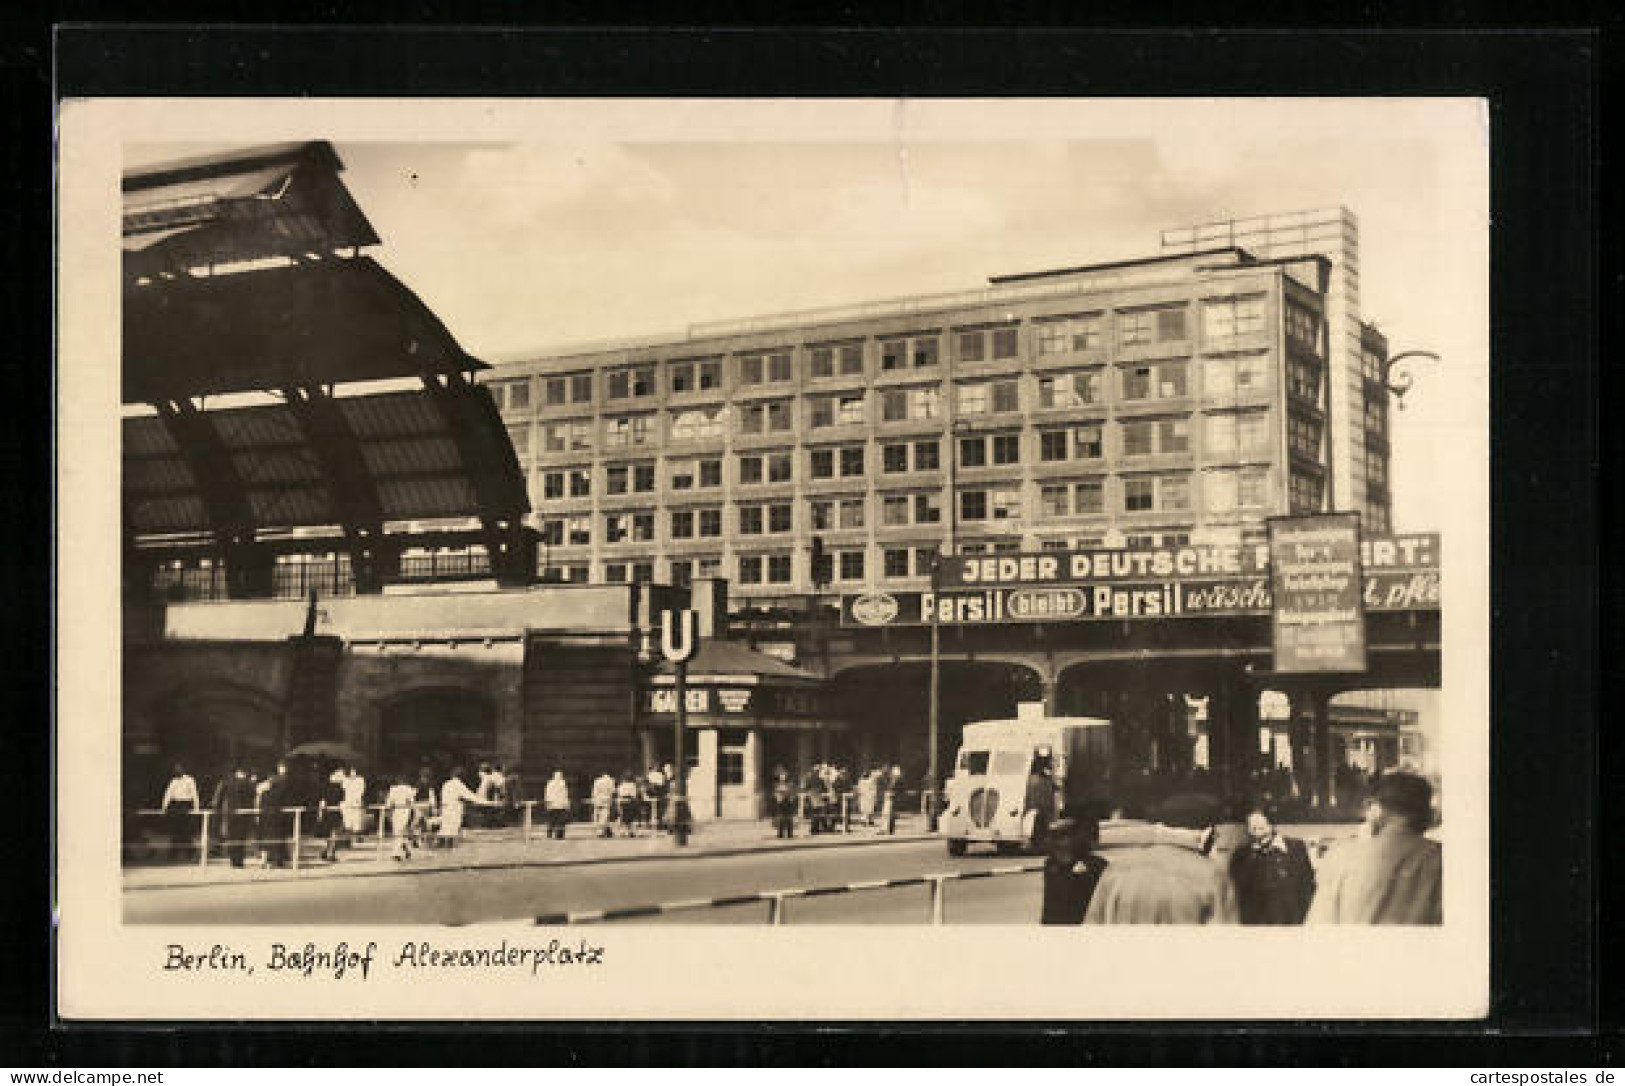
[386, 774, 419, 860]
[438, 766, 487, 850]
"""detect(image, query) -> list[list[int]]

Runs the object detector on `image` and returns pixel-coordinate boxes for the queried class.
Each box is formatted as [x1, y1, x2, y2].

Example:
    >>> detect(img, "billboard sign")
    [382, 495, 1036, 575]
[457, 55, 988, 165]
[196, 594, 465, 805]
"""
[1267, 514, 1367, 673]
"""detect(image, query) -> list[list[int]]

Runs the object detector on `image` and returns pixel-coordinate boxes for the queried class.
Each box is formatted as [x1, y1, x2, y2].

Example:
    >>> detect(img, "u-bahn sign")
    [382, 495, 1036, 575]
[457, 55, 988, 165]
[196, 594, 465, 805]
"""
[840, 532, 1437, 628]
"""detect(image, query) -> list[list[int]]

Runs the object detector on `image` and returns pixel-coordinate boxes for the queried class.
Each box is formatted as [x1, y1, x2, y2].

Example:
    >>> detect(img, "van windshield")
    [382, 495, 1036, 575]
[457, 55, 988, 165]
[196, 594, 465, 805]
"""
[959, 750, 990, 775]
[992, 749, 1031, 776]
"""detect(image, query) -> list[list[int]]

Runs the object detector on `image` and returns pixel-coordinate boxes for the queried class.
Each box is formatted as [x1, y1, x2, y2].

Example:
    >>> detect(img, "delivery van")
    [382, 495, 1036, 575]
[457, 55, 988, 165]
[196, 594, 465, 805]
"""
[940, 714, 1113, 857]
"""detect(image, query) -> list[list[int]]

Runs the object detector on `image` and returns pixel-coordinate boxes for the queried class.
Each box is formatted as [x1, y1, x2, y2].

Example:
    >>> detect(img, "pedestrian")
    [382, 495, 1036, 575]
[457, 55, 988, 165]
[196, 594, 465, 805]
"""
[159, 762, 200, 862]
[210, 762, 256, 868]
[771, 767, 796, 839]
[615, 773, 641, 837]
[476, 762, 498, 828]
[1041, 806, 1110, 925]
[413, 766, 438, 849]
[1229, 806, 1317, 924]
[591, 771, 617, 838]
[385, 774, 418, 861]
[544, 770, 572, 839]
[438, 766, 484, 850]
[855, 768, 877, 829]
[1024, 750, 1059, 852]
[645, 764, 668, 831]
[315, 766, 346, 863]
[259, 761, 295, 868]
[339, 763, 369, 842]
[1085, 818, 1238, 925]
[1307, 771, 1442, 925]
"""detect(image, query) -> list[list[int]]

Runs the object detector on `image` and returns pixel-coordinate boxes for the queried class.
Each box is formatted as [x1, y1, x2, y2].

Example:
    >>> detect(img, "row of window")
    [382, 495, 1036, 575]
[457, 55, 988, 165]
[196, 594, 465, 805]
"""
[532, 413, 1274, 500]
[535, 467, 1273, 546]
[505, 356, 1279, 456]
[489, 296, 1297, 411]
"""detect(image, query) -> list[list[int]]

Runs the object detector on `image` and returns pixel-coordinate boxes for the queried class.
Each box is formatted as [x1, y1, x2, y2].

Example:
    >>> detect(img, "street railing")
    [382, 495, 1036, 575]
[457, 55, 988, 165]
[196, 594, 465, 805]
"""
[517, 861, 1046, 926]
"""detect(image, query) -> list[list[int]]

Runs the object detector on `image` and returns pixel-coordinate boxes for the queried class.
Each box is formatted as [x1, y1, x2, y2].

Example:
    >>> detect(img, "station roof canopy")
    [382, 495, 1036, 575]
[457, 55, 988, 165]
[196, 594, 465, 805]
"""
[650, 641, 823, 686]
[123, 141, 484, 404]
[124, 389, 524, 538]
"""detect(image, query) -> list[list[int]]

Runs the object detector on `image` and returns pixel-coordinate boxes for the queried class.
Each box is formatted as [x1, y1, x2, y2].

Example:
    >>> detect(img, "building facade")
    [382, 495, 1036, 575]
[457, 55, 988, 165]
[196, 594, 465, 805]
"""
[480, 234, 1391, 603]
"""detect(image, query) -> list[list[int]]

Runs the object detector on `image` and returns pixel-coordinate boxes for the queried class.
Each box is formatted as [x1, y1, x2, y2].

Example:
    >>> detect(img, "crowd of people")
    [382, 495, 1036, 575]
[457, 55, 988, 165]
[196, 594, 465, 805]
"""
[1040, 770, 1443, 926]
[147, 758, 534, 867]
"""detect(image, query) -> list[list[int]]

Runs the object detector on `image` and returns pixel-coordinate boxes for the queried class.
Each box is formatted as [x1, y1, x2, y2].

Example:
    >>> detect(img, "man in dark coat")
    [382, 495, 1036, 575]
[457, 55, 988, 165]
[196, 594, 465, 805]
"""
[210, 763, 258, 868]
[259, 761, 295, 868]
[1040, 805, 1109, 924]
[1229, 806, 1316, 924]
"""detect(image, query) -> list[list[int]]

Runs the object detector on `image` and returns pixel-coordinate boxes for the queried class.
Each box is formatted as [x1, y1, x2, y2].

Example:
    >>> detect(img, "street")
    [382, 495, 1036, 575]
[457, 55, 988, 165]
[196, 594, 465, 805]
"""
[125, 837, 1046, 926]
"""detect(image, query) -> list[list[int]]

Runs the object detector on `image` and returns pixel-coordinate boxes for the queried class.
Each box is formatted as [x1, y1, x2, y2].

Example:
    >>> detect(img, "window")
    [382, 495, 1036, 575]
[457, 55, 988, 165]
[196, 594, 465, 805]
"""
[1361, 345, 1387, 383]
[1203, 295, 1266, 340]
[1119, 310, 1152, 347]
[738, 400, 793, 435]
[1035, 315, 1103, 355]
[768, 503, 793, 533]
[739, 456, 764, 485]
[1120, 306, 1187, 347]
[768, 452, 793, 483]
[1157, 307, 1188, 341]
[700, 459, 722, 487]
[1286, 303, 1322, 352]
[508, 425, 530, 456]
[991, 487, 1022, 521]
[740, 351, 792, 385]
[1364, 401, 1388, 438]
[490, 378, 530, 411]
[570, 373, 593, 403]
[606, 365, 655, 401]
[914, 439, 940, 470]
[670, 559, 693, 587]
[838, 394, 866, 425]
[1206, 354, 1272, 399]
[959, 436, 986, 468]
[604, 513, 630, 544]
[541, 468, 586, 498]
[604, 562, 628, 584]
[839, 343, 864, 374]
[542, 419, 592, 452]
[960, 490, 988, 521]
[738, 555, 764, 585]
[915, 547, 941, 576]
[992, 433, 1021, 465]
[567, 469, 590, 497]
[1040, 484, 1070, 519]
[699, 508, 722, 537]
[1039, 431, 1068, 462]
[838, 551, 865, 582]
[1206, 469, 1239, 513]
[1038, 424, 1103, 463]
[810, 448, 835, 479]
[563, 516, 589, 545]
[956, 326, 1019, 363]
[1289, 413, 1322, 459]
[814, 393, 865, 427]
[669, 358, 721, 394]
[605, 415, 651, 447]
[881, 335, 938, 371]
[809, 397, 834, 429]
[1122, 421, 1154, 457]
[738, 505, 764, 535]
[1157, 418, 1191, 454]
[1074, 425, 1103, 459]
[540, 519, 564, 546]
[993, 380, 1020, 413]
[957, 384, 988, 416]
[669, 457, 721, 490]
[1239, 467, 1269, 508]
[671, 509, 695, 539]
[1289, 472, 1324, 513]
[883, 444, 909, 473]
[882, 386, 939, 422]
[669, 406, 724, 443]
[914, 492, 942, 524]
[1123, 475, 1189, 513]
[1122, 361, 1188, 401]
[881, 494, 910, 526]
[632, 463, 655, 491]
[840, 446, 865, 477]
[1287, 358, 1320, 402]
[810, 500, 835, 531]
[1039, 370, 1102, 409]
[605, 464, 629, 495]
[1367, 455, 1389, 490]
[544, 376, 568, 406]
[1074, 479, 1104, 515]
[840, 498, 866, 529]
[884, 549, 911, 578]
[768, 554, 793, 584]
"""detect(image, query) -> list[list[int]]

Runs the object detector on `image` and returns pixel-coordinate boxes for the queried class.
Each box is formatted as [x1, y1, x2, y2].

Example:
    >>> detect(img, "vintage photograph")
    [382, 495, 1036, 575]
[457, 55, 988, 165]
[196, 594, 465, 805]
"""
[58, 97, 1489, 1018]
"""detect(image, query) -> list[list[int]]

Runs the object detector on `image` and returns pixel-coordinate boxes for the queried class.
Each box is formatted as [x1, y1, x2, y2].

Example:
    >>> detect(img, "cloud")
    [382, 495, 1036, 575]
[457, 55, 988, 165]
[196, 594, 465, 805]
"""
[451, 143, 678, 227]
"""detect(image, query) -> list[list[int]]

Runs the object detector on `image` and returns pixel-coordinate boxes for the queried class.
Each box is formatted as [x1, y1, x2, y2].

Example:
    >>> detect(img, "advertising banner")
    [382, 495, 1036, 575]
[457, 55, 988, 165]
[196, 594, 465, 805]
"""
[841, 533, 1435, 629]
[1267, 513, 1367, 673]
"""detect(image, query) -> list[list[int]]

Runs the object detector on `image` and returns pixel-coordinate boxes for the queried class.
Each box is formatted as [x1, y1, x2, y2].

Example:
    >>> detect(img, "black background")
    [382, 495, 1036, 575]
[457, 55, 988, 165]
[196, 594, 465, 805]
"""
[5, 16, 1611, 1066]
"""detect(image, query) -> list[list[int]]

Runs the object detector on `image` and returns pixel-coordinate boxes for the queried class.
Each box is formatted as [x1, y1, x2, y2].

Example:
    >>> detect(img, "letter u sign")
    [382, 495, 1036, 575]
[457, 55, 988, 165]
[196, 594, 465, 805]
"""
[660, 609, 700, 664]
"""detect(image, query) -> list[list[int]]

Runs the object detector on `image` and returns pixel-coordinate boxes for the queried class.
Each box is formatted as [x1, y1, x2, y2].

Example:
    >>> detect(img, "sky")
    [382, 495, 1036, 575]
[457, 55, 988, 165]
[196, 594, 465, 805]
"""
[124, 99, 1487, 534]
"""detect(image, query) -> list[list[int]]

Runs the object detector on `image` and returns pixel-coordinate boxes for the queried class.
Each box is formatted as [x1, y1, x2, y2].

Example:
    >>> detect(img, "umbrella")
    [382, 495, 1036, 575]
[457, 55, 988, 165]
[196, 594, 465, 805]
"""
[285, 740, 366, 764]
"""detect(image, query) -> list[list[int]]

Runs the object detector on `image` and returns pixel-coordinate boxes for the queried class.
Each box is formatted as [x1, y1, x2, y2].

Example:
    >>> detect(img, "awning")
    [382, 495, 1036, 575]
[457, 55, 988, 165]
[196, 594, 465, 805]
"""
[649, 641, 823, 686]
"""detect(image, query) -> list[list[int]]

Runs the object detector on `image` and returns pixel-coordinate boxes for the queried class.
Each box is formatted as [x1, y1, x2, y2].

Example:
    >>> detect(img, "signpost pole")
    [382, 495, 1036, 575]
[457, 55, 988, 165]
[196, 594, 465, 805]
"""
[927, 585, 940, 832]
[674, 658, 689, 846]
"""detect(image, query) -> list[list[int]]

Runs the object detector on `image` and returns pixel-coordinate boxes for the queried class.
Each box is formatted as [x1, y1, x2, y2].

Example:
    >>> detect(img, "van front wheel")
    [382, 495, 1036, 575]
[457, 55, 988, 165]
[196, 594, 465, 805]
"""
[946, 838, 968, 858]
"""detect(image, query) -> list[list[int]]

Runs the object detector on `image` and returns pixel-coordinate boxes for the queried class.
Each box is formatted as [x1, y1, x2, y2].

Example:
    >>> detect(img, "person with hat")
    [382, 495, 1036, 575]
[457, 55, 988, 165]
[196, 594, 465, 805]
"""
[1040, 805, 1110, 924]
[1084, 806, 1239, 925]
[1306, 771, 1442, 925]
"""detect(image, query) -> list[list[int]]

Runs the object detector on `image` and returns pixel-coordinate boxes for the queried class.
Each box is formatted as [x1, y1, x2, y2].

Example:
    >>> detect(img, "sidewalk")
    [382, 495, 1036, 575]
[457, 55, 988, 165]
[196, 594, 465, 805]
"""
[123, 815, 934, 891]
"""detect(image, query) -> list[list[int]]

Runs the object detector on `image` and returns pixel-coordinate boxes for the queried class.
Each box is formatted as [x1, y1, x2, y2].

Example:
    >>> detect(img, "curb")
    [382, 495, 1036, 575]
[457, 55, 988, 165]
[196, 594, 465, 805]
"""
[123, 829, 937, 892]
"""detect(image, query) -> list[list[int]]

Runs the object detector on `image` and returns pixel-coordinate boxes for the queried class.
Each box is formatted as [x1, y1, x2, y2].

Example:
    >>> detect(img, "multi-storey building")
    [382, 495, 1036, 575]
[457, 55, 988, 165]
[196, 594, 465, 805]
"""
[1161, 207, 1394, 532]
[481, 235, 1386, 604]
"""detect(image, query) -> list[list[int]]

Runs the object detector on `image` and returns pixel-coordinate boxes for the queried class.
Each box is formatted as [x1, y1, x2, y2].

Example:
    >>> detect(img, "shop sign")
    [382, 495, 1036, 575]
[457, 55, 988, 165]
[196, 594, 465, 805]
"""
[1268, 514, 1367, 673]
